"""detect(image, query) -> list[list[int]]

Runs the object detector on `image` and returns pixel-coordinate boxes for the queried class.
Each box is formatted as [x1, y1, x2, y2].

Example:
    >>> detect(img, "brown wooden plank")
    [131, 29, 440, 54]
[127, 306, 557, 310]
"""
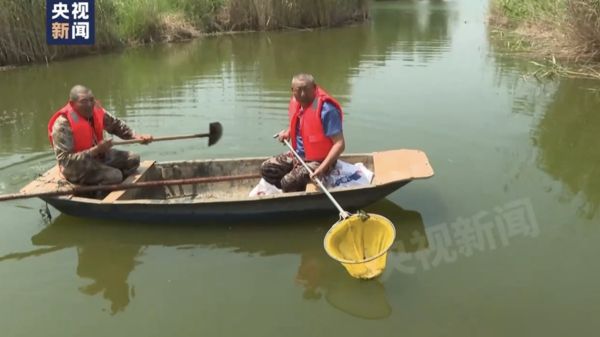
[305, 182, 318, 193]
[372, 150, 434, 185]
[20, 165, 74, 197]
[102, 160, 155, 203]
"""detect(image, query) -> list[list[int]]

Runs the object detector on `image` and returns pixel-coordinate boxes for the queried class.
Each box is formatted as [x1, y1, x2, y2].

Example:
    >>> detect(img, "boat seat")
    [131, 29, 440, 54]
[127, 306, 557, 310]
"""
[102, 160, 155, 203]
[305, 182, 319, 193]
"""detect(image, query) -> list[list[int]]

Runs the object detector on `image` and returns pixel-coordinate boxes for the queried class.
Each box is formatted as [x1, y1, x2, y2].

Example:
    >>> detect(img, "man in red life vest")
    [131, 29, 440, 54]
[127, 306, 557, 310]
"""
[48, 85, 153, 185]
[261, 74, 345, 192]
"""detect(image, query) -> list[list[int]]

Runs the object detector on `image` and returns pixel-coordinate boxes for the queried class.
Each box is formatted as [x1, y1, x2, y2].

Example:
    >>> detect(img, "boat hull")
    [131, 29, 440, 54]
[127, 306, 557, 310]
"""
[43, 181, 409, 222]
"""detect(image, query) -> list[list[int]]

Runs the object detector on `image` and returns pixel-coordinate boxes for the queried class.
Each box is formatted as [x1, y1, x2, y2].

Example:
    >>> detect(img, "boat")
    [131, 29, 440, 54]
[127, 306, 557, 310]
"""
[20, 149, 434, 222]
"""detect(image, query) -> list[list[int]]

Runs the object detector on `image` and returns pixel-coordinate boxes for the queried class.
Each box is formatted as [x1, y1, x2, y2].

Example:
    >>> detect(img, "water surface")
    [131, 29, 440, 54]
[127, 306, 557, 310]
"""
[1, 1, 599, 336]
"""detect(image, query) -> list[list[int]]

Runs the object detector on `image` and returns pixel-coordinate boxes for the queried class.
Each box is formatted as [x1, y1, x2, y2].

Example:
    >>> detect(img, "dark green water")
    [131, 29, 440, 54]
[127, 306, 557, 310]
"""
[1, 1, 599, 336]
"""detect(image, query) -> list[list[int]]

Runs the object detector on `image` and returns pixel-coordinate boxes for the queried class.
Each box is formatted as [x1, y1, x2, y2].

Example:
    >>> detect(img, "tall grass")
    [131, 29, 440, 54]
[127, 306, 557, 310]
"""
[494, 0, 565, 22]
[0, 0, 370, 67]
[174, 0, 224, 29]
[0, 0, 125, 67]
[567, 0, 600, 60]
[0, 0, 51, 65]
[114, 0, 167, 43]
[491, 0, 600, 63]
[222, 0, 369, 31]
[110, 0, 215, 42]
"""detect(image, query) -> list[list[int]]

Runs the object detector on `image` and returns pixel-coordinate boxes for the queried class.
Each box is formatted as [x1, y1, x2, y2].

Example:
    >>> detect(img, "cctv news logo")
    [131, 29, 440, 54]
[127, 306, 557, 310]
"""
[46, 0, 95, 45]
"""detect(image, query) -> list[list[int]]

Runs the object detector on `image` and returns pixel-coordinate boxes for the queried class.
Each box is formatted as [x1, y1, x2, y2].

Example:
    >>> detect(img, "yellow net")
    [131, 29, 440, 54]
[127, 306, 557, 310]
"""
[324, 213, 396, 279]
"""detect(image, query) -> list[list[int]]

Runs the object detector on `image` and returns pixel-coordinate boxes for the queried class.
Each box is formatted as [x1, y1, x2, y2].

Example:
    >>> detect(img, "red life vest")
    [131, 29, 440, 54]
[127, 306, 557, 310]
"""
[288, 86, 343, 161]
[48, 102, 105, 152]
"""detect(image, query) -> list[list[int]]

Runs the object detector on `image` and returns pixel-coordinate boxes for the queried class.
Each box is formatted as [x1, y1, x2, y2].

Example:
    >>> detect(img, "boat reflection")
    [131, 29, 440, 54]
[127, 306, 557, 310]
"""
[0, 199, 427, 318]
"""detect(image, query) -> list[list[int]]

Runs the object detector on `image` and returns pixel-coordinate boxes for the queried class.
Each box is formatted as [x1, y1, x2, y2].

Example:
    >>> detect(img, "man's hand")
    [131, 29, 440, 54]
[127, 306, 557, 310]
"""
[309, 133, 345, 181]
[310, 165, 326, 181]
[277, 129, 290, 142]
[134, 134, 153, 145]
[92, 139, 113, 156]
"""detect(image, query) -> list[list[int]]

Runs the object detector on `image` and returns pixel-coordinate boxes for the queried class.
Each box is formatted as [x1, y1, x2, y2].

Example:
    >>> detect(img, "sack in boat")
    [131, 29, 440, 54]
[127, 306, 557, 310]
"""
[323, 161, 373, 188]
[249, 178, 283, 197]
[249, 160, 374, 196]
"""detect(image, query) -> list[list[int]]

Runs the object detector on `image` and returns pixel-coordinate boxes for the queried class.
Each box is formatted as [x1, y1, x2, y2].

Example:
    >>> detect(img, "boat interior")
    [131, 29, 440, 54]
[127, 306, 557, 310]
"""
[114, 154, 375, 202]
[22, 155, 376, 203]
[20, 149, 434, 203]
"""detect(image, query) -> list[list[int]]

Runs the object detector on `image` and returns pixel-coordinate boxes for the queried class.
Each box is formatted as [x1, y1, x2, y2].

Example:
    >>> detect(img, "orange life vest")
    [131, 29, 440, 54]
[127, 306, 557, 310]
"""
[48, 102, 105, 152]
[288, 86, 343, 161]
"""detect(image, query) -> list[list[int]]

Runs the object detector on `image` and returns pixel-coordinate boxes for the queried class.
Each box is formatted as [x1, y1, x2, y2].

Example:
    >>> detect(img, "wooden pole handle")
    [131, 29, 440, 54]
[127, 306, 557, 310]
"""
[112, 133, 209, 145]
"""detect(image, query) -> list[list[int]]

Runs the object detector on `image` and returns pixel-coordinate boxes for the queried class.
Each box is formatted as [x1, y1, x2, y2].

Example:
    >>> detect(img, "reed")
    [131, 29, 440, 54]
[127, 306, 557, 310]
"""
[0, 0, 370, 67]
[490, 0, 600, 74]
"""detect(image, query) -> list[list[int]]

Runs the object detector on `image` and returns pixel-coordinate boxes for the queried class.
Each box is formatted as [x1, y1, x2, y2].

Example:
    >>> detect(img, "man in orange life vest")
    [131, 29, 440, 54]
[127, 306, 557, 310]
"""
[48, 85, 153, 185]
[261, 74, 345, 192]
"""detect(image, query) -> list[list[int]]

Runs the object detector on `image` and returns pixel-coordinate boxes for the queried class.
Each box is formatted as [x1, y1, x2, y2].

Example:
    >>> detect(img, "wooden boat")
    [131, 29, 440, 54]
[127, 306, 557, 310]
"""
[20, 149, 434, 222]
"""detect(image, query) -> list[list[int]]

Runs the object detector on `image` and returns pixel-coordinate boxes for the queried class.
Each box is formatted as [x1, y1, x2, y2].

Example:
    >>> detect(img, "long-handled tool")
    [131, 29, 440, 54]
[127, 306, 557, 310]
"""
[281, 138, 351, 219]
[278, 137, 396, 279]
[113, 122, 222, 147]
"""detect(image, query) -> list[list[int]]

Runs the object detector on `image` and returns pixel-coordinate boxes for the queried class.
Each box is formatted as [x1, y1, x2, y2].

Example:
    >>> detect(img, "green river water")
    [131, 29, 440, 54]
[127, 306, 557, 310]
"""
[0, 1, 599, 336]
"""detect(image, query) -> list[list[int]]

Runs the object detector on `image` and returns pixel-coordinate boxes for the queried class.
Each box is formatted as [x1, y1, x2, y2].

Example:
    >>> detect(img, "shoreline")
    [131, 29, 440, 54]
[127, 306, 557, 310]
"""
[488, 0, 600, 80]
[0, 22, 364, 72]
[0, 0, 369, 69]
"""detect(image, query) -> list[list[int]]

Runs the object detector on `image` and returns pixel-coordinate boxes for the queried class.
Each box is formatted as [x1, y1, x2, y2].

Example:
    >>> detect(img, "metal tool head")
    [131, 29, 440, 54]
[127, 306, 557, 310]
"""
[208, 122, 223, 146]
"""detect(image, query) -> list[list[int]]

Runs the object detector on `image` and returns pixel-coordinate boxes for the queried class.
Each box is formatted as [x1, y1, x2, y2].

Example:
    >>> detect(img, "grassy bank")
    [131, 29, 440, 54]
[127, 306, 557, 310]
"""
[490, 0, 600, 78]
[0, 0, 369, 67]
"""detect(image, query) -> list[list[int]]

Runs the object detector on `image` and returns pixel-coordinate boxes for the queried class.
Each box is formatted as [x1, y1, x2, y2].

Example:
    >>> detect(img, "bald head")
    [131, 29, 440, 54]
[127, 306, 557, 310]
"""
[291, 73, 315, 87]
[69, 85, 92, 101]
[69, 85, 95, 117]
[291, 73, 317, 107]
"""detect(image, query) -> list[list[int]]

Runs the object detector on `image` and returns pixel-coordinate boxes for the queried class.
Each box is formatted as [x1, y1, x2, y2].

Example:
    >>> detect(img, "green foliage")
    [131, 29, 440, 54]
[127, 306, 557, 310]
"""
[492, 0, 600, 67]
[568, 0, 600, 60]
[223, 0, 369, 30]
[113, 0, 166, 42]
[0, 0, 369, 67]
[172, 0, 224, 26]
[495, 0, 566, 21]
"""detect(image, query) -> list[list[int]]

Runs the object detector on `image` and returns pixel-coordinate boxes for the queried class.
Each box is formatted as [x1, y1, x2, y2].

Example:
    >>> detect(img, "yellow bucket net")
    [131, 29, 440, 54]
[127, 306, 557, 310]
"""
[324, 213, 396, 279]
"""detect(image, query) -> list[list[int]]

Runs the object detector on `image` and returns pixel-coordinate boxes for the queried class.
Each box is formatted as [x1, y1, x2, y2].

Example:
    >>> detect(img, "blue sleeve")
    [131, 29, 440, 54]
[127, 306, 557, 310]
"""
[321, 102, 343, 137]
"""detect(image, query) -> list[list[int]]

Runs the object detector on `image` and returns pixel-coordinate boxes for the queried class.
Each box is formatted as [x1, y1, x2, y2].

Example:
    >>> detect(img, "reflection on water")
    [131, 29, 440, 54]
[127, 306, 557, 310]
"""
[534, 79, 600, 219]
[294, 247, 393, 319]
[371, 0, 456, 65]
[0, 199, 427, 319]
[492, 39, 600, 219]
[490, 13, 600, 220]
[295, 200, 428, 319]
[76, 245, 143, 315]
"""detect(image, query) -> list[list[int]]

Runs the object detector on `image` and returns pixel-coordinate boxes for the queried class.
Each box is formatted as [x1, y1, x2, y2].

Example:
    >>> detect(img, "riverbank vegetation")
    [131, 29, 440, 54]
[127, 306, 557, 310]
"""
[0, 0, 369, 67]
[490, 0, 600, 79]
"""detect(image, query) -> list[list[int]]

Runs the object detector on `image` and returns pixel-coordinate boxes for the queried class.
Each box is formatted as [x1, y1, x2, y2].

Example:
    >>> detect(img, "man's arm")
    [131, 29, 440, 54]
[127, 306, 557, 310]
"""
[312, 132, 345, 178]
[103, 111, 135, 140]
[103, 110, 153, 144]
[52, 116, 110, 170]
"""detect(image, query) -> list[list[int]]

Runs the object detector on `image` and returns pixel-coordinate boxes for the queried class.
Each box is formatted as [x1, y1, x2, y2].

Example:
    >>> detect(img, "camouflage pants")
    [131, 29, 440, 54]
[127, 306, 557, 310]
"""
[260, 152, 321, 192]
[63, 149, 140, 185]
